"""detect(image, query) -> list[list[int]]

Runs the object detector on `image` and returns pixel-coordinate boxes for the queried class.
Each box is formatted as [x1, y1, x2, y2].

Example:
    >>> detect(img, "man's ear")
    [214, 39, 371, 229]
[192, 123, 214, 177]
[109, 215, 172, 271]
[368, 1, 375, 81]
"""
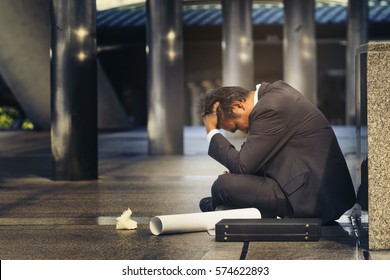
[231, 101, 245, 111]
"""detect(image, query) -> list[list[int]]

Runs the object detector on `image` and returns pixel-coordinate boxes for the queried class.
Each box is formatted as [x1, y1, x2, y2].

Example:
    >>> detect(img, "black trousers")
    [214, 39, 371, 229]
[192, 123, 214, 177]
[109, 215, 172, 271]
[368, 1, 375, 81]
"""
[211, 173, 292, 218]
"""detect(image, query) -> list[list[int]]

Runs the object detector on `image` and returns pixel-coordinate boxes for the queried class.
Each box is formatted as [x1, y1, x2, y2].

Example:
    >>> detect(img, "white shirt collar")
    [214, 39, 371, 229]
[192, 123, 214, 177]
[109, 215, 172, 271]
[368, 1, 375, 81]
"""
[254, 83, 261, 106]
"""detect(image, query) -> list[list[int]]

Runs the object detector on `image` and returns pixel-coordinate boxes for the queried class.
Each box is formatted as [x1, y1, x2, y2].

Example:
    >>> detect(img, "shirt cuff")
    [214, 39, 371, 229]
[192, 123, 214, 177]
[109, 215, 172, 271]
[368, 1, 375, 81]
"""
[207, 129, 220, 143]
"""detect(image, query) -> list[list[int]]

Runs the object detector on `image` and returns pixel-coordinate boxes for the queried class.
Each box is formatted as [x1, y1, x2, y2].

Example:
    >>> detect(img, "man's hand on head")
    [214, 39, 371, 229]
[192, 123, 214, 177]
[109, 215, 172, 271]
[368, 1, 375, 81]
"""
[202, 101, 220, 133]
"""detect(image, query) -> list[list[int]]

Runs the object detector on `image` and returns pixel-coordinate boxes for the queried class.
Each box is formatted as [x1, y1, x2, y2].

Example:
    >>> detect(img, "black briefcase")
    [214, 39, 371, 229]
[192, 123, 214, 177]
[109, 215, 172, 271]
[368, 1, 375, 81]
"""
[215, 218, 321, 242]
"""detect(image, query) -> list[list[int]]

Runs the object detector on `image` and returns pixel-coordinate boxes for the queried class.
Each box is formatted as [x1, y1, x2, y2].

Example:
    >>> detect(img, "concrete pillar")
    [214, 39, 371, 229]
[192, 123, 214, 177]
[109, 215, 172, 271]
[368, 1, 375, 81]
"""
[50, 0, 98, 180]
[0, 0, 129, 131]
[222, 0, 254, 89]
[346, 0, 368, 125]
[146, 0, 184, 155]
[356, 42, 390, 250]
[0, 0, 50, 130]
[283, 0, 317, 105]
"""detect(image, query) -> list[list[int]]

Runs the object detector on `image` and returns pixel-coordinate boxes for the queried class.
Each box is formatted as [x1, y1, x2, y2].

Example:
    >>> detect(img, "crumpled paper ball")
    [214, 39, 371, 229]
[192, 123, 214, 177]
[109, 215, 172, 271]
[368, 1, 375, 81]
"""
[116, 208, 137, 230]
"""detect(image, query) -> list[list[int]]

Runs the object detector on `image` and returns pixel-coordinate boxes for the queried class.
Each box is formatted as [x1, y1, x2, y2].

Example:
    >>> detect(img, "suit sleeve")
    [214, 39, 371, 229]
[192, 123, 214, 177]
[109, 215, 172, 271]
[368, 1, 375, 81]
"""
[208, 105, 294, 175]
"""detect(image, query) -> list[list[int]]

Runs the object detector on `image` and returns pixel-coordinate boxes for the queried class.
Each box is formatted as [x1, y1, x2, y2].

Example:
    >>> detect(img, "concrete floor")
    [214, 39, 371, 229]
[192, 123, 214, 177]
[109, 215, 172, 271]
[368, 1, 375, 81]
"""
[0, 126, 385, 260]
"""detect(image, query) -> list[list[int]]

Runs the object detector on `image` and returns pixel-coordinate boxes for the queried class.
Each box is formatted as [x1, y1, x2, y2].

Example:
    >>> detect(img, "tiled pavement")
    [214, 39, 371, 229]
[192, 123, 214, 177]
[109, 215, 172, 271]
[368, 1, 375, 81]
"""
[0, 126, 386, 260]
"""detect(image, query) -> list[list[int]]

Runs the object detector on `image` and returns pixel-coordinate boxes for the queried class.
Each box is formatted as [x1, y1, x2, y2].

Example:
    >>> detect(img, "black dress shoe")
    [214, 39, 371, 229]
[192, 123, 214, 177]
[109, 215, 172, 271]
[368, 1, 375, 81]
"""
[199, 197, 215, 212]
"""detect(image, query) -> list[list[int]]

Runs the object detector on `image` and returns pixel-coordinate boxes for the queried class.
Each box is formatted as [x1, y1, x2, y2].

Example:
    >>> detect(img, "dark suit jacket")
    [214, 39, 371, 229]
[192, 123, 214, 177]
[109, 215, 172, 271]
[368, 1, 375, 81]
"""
[209, 80, 356, 223]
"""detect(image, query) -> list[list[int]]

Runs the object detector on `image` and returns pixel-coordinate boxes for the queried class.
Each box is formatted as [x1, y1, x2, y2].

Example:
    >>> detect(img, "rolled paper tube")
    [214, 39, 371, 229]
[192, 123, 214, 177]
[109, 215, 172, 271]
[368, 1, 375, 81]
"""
[149, 208, 261, 235]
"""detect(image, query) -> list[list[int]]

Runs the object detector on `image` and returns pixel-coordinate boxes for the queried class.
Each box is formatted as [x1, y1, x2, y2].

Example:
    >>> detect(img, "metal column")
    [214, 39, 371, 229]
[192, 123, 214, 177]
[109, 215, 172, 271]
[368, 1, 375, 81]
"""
[283, 0, 317, 105]
[346, 0, 368, 125]
[222, 0, 254, 89]
[50, 0, 98, 180]
[146, 0, 184, 155]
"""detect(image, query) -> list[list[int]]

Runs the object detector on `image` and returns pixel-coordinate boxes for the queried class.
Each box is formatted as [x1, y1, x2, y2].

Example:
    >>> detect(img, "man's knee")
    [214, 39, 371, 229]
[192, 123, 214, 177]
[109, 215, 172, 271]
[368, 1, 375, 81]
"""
[211, 174, 233, 196]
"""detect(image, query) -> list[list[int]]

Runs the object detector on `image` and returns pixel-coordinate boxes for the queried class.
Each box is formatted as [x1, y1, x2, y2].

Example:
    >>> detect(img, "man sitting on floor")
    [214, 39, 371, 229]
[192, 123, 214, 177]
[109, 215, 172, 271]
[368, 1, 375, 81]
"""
[199, 80, 356, 224]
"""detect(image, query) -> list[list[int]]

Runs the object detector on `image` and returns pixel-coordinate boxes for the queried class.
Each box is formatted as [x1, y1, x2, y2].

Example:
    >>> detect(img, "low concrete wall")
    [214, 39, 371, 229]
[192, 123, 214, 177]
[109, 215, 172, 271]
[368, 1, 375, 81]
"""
[356, 42, 390, 250]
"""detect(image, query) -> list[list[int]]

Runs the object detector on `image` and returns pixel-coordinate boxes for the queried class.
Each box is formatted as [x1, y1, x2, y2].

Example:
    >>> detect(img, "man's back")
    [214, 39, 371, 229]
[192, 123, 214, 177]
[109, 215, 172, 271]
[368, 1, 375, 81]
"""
[255, 81, 356, 222]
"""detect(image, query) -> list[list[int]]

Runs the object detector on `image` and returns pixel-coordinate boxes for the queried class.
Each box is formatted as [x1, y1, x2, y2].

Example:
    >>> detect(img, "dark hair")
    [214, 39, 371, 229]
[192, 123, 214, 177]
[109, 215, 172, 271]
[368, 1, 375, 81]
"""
[199, 86, 249, 119]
